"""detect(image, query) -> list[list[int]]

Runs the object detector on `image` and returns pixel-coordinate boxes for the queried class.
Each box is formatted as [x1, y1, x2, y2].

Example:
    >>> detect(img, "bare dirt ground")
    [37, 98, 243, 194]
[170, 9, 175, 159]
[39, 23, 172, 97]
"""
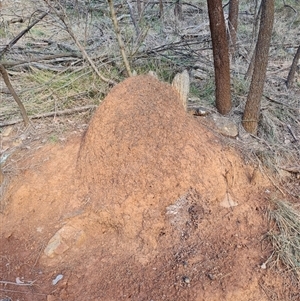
[1, 75, 299, 301]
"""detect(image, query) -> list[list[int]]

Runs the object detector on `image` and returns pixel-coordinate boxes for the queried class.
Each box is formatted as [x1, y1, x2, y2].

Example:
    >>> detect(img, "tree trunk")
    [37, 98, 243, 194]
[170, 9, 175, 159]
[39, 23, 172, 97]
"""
[251, 0, 261, 46]
[286, 45, 300, 88]
[0, 166, 4, 186]
[242, 0, 274, 134]
[159, 0, 164, 19]
[244, 44, 256, 80]
[174, 0, 183, 21]
[136, 0, 142, 18]
[207, 0, 232, 115]
[245, 2, 261, 80]
[228, 0, 239, 59]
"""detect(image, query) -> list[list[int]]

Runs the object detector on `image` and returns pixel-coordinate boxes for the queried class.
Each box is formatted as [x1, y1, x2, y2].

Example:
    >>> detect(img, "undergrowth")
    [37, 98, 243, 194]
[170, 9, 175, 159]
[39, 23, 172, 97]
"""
[267, 199, 300, 278]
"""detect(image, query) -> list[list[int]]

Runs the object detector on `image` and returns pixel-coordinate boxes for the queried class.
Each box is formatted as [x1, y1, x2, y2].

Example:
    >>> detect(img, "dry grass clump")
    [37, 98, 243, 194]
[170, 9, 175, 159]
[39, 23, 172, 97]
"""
[267, 199, 300, 278]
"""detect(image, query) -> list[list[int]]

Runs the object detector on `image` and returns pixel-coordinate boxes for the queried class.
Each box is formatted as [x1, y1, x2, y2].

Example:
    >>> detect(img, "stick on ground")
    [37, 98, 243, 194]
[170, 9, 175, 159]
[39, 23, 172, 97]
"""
[0, 65, 30, 127]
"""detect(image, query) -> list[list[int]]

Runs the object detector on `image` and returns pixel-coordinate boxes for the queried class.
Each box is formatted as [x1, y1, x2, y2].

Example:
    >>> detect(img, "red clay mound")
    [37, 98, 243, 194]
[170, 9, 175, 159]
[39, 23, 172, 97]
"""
[78, 75, 248, 208]
[74, 75, 272, 299]
[1, 75, 297, 301]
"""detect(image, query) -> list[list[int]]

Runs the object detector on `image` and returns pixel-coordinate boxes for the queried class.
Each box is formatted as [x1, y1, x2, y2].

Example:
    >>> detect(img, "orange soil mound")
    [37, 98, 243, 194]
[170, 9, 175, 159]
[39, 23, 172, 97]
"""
[78, 75, 253, 215]
[1, 75, 297, 301]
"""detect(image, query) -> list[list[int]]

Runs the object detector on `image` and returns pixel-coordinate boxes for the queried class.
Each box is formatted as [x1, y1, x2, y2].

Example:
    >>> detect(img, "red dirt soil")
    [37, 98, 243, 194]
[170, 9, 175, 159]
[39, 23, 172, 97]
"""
[0, 75, 299, 300]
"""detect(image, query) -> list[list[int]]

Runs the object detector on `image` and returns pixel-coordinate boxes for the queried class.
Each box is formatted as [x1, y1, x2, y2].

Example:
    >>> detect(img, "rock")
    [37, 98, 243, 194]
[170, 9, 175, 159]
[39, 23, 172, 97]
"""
[188, 106, 210, 116]
[148, 70, 158, 79]
[188, 96, 201, 103]
[220, 193, 238, 208]
[44, 225, 85, 258]
[44, 232, 69, 258]
[52, 274, 64, 285]
[260, 262, 267, 270]
[172, 70, 190, 111]
[211, 114, 238, 137]
[1, 126, 14, 137]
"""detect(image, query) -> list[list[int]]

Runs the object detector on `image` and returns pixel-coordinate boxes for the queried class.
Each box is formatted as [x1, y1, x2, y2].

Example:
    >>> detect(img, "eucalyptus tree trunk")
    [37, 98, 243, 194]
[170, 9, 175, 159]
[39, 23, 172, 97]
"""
[137, 0, 142, 17]
[228, 0, 239, 59]
[286, 45, 300, 88]
[242, 0, 274, 134]
[174, 0, 183, 21]
[207, 0, 232, 115]
[159, 0, 164, 19]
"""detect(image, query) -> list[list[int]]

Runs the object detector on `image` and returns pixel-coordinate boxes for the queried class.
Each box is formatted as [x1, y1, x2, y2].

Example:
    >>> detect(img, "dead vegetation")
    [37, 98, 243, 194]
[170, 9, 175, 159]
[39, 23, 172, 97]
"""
[267, 199, 300, 278]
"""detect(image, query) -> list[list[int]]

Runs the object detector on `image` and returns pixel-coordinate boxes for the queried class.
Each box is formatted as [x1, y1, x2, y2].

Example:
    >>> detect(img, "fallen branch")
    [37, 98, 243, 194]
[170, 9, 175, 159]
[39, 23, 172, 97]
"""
[0, 64, 30, 127]
[64, 26, 115, 84]
[0, 11, 48, 59]
[279, 166, 300, 174]
[286, 44, 300, 88]
[126, 0, 140, 36]
[43, 1, 116, 85]
[287, 124, 298, 142]
[1, 53, 82, 68]
[264, 95, 298, 111]
[0, 280, 36, 286]
[0, 105, 97, 127]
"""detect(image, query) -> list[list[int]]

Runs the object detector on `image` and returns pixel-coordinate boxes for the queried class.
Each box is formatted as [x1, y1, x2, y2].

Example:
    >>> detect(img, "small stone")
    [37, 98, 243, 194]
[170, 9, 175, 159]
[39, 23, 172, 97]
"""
[44, 233, 69, 258]
[44, 225, 85, 258]
[183, 276, 190, 284]
[188, 106, 210, 116]
[207, 273, 215, 280]
[211, 114, 238, 137]
[1, 126, 14, 137]
[148, 70, 158, 79]
[52, 274, 64, 285]
[260, 262, 267, 269]
[12, 139, 22, 147]
[220, 193, 238, 208]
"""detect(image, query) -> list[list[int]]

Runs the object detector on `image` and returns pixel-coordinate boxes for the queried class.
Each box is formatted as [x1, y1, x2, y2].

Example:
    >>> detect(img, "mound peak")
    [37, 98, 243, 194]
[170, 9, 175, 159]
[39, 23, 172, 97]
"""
[78, 75, 239, 207]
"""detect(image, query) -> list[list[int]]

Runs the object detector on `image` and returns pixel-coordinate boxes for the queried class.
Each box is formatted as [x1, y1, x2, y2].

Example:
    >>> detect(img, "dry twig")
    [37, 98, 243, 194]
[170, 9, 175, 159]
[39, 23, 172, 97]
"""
[0, 11, 48, 59]
[44, 1, 116, 85]
[0, 105, 97, 127]
[0, 280, 36, 286]
[0, 65, 30, 127]
[107, 0, 132, 77]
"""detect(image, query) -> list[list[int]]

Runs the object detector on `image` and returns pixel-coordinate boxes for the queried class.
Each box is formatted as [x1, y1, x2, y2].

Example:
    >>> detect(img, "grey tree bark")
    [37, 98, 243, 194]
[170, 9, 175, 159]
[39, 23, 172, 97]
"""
[228, 0, 239, 59]
[286, 45, 300, 88]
